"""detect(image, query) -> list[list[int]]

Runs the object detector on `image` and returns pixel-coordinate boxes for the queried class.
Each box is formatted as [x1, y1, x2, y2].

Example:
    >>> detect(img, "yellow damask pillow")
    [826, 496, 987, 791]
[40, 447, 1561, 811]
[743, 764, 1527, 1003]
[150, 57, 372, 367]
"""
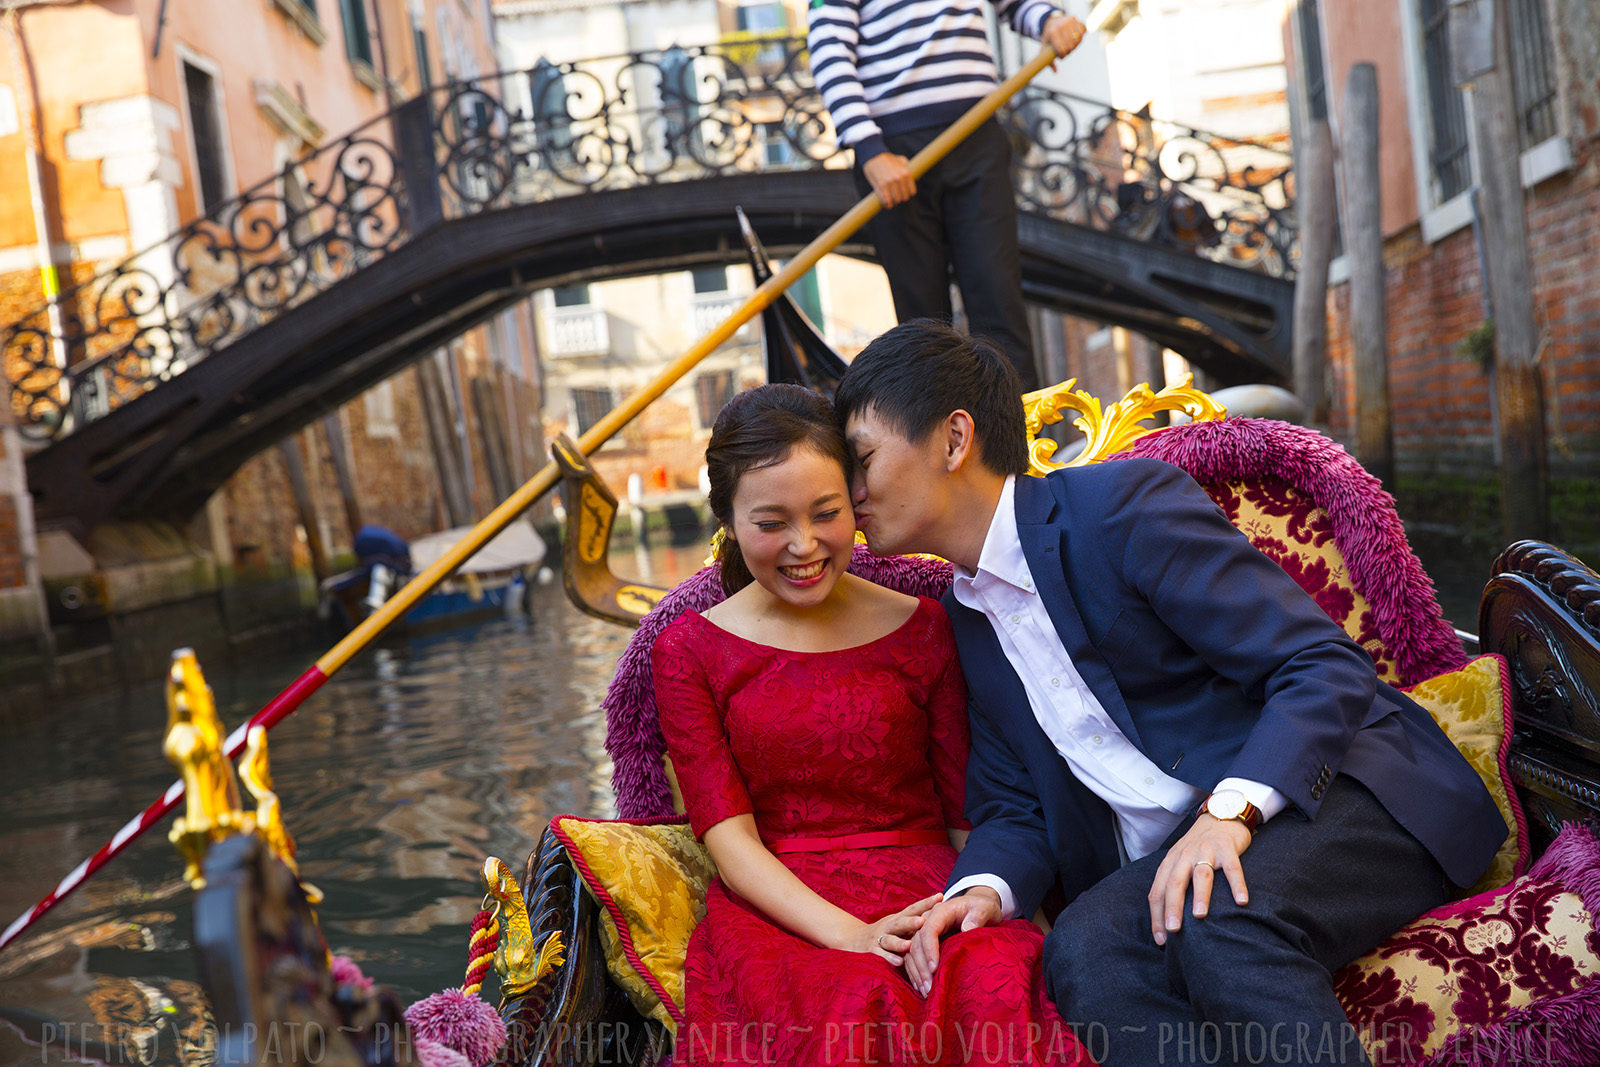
[550, 815, 715, 1032]
[1401, 654, 1527, 894]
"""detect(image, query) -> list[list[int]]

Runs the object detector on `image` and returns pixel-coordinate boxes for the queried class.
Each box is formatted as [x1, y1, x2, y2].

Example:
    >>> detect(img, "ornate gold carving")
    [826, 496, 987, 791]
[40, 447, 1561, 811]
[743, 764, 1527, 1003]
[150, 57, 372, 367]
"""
[163, 649, 245, 889]
[239, 725, 292, 868]
[239, 725, 316, 907]
[1023, 375, 1228, 474]
[482, 857, 541, 996]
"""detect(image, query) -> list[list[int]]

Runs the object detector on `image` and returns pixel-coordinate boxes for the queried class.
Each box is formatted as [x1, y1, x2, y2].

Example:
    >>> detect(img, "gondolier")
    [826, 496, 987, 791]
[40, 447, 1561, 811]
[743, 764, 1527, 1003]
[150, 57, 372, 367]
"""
[806, 0, 1087, 391]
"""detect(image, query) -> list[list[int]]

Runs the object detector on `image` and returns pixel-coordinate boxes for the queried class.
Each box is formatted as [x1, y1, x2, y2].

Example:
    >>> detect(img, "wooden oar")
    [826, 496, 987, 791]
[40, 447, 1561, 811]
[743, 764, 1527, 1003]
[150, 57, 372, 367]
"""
[0, 42, 1063, 955]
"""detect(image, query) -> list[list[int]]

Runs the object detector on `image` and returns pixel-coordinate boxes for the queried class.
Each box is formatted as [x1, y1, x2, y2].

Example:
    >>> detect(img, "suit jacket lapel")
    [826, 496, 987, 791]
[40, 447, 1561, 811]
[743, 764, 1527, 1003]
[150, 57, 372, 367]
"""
[1013, 475, 1146, 751]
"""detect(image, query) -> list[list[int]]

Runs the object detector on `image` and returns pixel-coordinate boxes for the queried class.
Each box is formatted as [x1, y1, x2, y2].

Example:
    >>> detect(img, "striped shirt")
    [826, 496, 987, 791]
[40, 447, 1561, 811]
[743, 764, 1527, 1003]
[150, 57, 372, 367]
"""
[807, 0, 1065, 161]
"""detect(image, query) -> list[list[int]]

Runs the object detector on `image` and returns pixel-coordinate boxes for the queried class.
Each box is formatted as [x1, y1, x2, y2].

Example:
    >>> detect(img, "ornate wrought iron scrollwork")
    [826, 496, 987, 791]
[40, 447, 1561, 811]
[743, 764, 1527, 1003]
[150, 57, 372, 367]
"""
[4, 116, 404, 439]
[1002, 89, 1294, 275]
[4, 35, 1295, 441]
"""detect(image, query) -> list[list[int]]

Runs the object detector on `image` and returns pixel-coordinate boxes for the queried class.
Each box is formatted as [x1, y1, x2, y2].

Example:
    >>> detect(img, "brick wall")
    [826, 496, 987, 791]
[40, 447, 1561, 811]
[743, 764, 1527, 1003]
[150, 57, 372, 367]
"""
[1, 261, 104, 428]
[1325, 137, 1600, 480]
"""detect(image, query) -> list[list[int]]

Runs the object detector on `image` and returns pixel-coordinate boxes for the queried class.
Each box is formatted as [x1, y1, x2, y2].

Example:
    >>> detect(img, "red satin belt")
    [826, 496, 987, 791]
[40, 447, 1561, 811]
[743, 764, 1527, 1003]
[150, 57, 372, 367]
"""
[769, 829, 951, 854]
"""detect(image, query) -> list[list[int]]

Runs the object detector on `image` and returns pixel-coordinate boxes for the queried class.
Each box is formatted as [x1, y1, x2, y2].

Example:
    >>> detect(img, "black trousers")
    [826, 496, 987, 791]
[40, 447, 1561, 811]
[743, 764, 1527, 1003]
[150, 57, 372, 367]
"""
[852, 118, 1038, 391]
[1042, 776, 1450, 1067]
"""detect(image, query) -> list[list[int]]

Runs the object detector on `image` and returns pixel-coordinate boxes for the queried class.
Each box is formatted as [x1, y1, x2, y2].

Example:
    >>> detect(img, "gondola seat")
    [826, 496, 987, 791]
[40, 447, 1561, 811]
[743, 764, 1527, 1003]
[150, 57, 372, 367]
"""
[501, 400, 1600, 1067]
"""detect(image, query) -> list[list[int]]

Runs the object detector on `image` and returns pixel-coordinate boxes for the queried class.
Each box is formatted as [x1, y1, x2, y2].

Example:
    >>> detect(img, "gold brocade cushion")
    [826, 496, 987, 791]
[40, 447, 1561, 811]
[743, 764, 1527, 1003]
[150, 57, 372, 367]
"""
[1204, 477, 1401, 683]
[549, 815, 716, 1032]
[1333, 823, 1600, 1066]
[1401, 655, 1527, 894]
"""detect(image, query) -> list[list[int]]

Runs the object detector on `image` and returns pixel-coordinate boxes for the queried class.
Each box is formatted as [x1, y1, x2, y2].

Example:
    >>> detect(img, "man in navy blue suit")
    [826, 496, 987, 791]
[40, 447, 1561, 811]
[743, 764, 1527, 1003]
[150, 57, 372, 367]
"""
[835, 321, 1506, 1066]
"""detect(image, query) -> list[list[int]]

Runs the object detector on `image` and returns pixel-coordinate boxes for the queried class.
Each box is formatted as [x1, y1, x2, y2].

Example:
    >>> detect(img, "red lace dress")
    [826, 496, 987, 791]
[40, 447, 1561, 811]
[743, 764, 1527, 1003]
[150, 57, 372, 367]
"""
[652, 597, 1089, 1066]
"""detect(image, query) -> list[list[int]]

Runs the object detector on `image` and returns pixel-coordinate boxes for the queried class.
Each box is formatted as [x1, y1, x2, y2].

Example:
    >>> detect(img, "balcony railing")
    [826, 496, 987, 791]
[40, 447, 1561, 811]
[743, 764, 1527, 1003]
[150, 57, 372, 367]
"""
[689, 292, 754, 340]
[545, 305, 610, 357]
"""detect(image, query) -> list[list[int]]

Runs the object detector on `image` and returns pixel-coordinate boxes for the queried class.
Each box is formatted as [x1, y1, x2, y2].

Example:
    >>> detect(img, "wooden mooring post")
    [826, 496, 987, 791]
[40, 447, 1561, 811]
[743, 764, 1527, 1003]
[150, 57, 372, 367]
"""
[1339, 64, 1393, 487]
[1453, 0, 1548, 540]
[1292, 118, 1336, 427]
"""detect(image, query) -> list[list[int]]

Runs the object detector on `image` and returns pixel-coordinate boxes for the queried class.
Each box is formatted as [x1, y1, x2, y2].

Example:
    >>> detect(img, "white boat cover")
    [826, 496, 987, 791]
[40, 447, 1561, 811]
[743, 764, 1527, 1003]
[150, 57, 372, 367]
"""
[409, 520, 548, 575]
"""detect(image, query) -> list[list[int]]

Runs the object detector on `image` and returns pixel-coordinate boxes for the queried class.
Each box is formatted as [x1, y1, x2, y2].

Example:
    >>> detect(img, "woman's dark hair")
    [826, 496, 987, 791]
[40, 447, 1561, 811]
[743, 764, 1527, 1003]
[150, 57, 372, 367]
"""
[834, 319, 1030, 476]
[706, 383, 852, 596]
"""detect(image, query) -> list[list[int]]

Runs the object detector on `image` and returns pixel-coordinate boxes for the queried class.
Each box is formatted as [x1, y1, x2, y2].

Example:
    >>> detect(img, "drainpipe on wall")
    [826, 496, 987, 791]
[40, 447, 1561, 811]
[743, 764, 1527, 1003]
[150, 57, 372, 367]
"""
[3, 7, 72, 397]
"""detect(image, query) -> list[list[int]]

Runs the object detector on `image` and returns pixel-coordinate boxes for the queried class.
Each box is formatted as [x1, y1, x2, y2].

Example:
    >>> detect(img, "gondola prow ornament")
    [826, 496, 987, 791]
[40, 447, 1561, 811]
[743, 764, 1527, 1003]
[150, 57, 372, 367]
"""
[163, 648, 246, 889]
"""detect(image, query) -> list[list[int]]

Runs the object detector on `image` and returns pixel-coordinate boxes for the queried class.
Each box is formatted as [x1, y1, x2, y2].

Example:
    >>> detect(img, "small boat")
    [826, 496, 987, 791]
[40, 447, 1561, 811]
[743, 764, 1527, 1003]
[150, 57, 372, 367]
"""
[320, 521, 548, 633]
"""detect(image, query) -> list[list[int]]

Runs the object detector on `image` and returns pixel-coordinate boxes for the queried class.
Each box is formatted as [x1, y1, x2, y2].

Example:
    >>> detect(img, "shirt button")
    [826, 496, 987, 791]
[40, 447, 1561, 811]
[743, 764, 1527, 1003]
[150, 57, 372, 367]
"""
[1092, 734, 1104, 745]
[1010, 614, 1020, 624]
[1144, 776, 1155, 785]
[1050, 677, 1060, 686]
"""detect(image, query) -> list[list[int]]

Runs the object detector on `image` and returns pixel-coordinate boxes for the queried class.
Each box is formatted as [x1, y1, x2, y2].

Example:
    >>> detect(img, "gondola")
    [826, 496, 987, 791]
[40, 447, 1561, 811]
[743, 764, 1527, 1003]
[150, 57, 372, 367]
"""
[151, 220, 1600, 1066]
[320, 522, 548, 634]
[21, 209, 1600, 1067]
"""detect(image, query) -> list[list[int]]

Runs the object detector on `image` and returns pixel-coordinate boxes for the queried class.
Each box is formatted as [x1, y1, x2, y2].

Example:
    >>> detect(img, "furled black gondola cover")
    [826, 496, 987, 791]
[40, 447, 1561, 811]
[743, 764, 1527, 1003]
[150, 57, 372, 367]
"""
[738, 207, 851, 399]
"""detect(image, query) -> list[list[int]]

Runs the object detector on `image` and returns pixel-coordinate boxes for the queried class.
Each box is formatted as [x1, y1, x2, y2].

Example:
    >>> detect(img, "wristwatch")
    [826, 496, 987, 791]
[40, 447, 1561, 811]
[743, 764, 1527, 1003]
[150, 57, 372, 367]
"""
[1198, 789, 1261, 832]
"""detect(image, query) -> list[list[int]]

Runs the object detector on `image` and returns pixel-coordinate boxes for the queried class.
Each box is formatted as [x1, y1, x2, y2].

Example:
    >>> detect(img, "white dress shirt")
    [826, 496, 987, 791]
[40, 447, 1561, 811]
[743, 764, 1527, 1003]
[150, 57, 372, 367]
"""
[947, 476, 1285, 918]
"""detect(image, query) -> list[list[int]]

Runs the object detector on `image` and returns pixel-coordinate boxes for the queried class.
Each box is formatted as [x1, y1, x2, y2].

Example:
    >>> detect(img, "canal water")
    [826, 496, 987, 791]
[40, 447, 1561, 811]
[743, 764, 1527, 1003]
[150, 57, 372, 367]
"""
[0, 543, 710, 1067]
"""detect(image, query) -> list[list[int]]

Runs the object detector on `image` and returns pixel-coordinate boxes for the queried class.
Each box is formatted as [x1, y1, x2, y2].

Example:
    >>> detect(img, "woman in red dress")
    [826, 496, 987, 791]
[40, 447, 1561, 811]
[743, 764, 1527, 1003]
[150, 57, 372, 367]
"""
[652, 384, 1093, 1066]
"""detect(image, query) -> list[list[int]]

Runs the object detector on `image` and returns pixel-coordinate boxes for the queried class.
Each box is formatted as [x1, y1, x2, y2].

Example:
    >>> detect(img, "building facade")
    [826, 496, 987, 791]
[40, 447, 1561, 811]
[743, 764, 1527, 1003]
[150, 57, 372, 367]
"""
[1286, 0, 1599, 549]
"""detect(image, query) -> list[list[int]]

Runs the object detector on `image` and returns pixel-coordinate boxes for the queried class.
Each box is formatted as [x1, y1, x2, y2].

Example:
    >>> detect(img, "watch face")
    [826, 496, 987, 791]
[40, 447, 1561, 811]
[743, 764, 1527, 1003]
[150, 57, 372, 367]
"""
[1207, 791, 1247, 820]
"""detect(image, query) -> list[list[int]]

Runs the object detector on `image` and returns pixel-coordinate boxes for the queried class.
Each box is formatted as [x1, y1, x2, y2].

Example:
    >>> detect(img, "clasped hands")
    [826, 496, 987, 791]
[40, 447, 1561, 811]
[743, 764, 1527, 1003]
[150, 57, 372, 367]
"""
[852, 892, 945, 965]
[901, 815, 1254, 996]
[861, 15, 1088, 210]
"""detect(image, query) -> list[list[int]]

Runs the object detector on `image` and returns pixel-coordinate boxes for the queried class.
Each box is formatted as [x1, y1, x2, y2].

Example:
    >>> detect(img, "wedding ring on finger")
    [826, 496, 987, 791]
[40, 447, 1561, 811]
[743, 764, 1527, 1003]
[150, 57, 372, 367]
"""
[877, 933, 889, 949]
[1193, 861, 1214, 873]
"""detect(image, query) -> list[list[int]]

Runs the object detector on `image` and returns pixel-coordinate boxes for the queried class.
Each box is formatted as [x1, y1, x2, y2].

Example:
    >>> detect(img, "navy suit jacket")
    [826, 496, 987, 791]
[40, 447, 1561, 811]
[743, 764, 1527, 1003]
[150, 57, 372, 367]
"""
[944, 458, 1507, 920]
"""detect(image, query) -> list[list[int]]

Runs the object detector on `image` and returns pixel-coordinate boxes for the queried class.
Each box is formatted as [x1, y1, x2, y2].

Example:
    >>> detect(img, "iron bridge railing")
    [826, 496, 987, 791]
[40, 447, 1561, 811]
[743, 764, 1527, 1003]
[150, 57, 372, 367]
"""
[3, 35, 1295, 441]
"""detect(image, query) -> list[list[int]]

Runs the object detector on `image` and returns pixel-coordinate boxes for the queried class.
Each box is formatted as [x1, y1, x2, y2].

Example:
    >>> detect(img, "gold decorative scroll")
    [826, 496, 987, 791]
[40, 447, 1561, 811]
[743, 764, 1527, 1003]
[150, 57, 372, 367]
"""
[1023, 375, 1228, 474]
[483, 857, 549, 996]
[163, 649, 246, 888]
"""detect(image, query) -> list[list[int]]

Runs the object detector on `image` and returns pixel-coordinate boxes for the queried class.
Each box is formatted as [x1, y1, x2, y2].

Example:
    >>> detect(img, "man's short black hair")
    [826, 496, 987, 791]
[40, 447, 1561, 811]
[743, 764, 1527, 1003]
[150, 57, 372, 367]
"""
[835, 319, 1030, 477]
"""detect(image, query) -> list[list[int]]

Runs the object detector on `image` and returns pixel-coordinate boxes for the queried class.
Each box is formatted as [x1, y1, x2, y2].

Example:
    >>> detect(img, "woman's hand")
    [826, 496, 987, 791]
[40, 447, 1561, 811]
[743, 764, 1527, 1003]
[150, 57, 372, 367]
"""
[853, 893, 944, 965]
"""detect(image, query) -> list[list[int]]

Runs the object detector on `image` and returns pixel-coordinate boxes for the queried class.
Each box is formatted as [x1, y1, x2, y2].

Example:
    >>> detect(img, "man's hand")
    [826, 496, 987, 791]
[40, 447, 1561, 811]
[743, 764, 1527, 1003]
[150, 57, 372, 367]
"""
[904, 888, 1004, 996]
[1148, 815, 1253, 945]
[1041, 14, 1087, 62]
[863, 153, 916, 208]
